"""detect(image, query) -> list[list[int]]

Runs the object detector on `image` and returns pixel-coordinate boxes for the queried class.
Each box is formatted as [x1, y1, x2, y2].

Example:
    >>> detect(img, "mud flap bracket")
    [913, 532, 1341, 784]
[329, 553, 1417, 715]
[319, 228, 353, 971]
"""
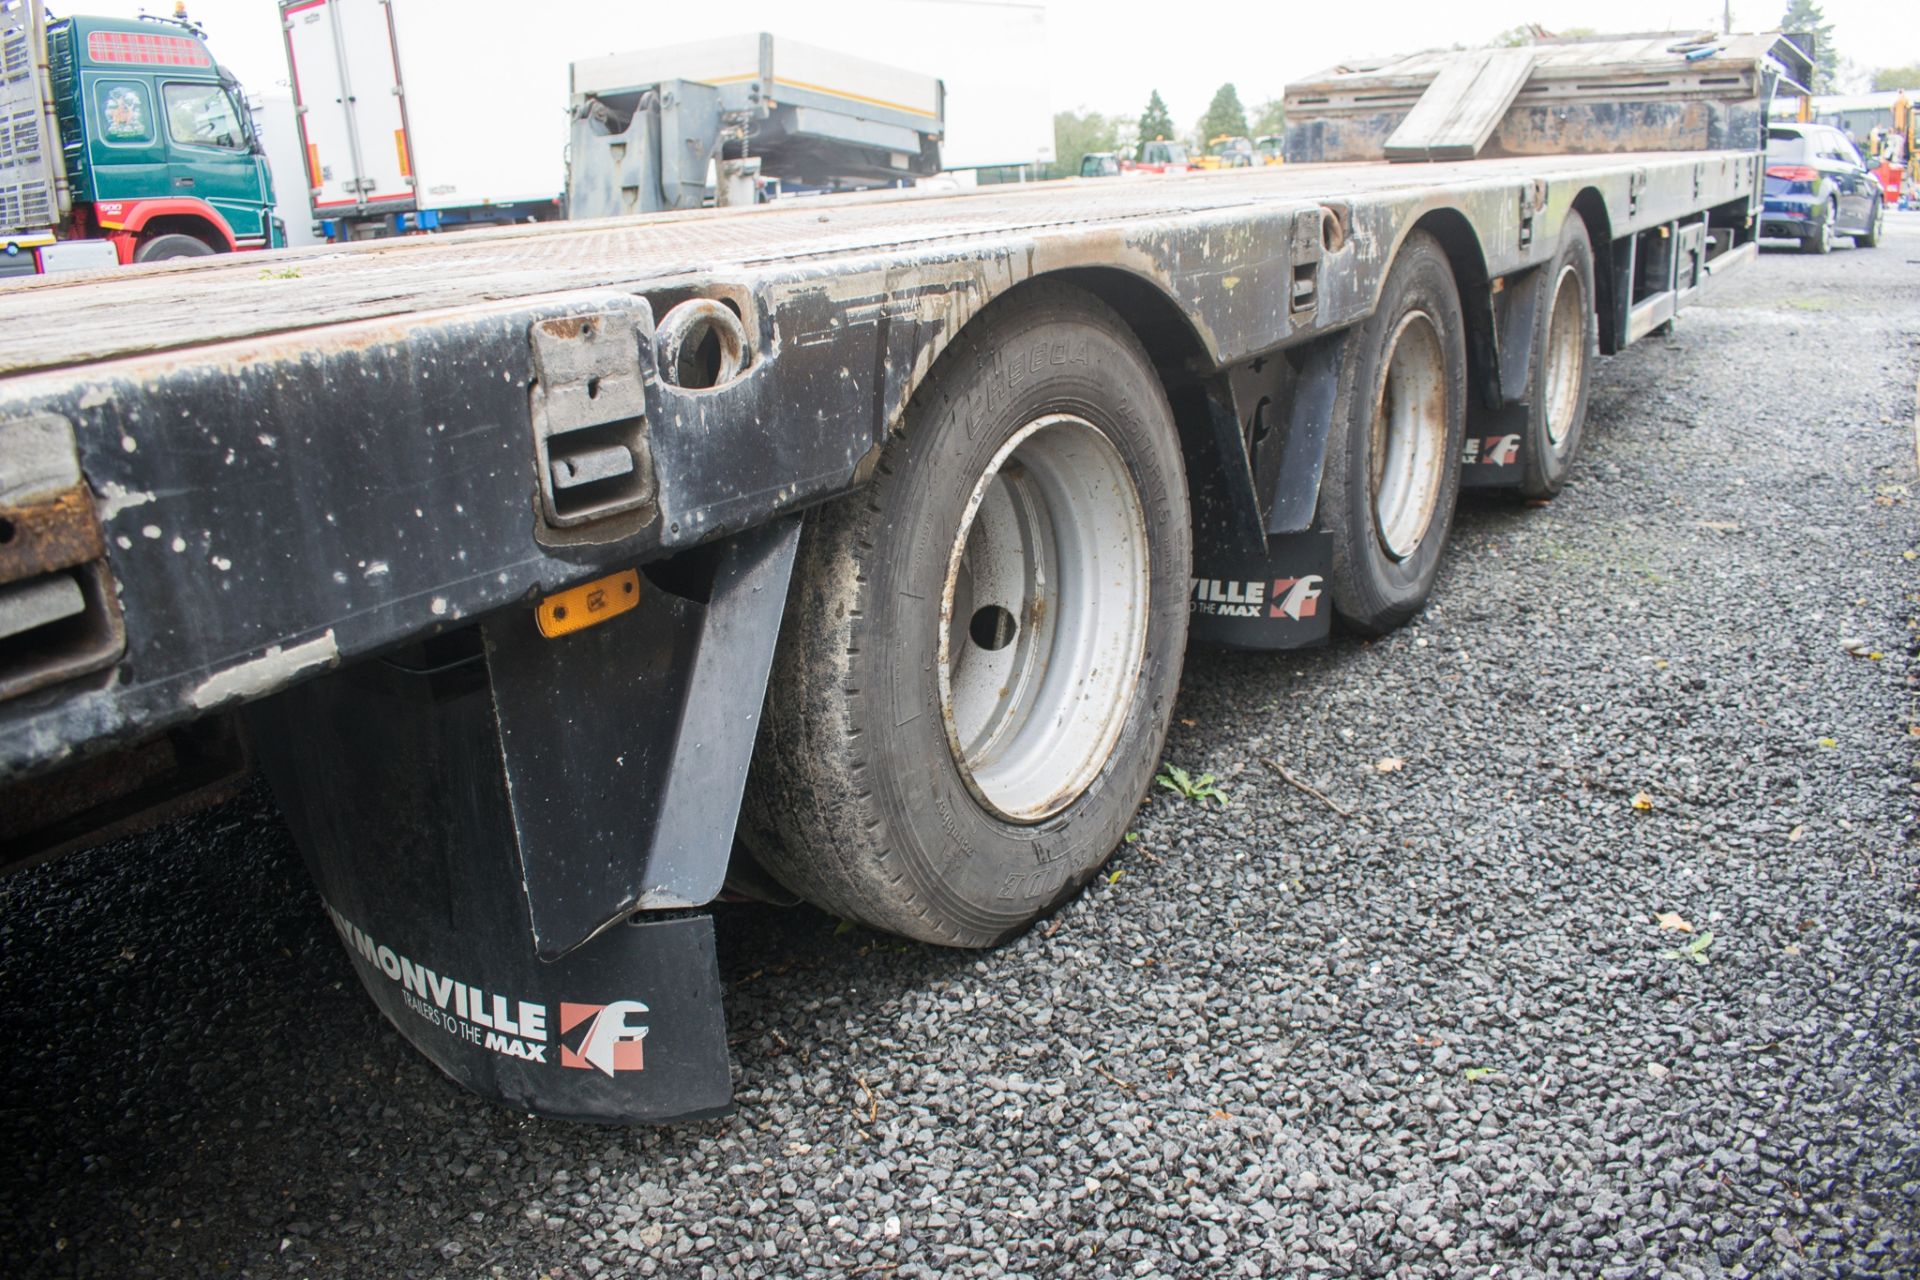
[1461, 266, 1546, 490]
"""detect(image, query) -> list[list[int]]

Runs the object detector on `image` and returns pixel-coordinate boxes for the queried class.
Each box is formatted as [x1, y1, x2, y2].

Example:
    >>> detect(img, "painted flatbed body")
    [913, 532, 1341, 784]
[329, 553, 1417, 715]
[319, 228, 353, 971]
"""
[0, 150, 1757, 779]
[4, 152, 1743, 375]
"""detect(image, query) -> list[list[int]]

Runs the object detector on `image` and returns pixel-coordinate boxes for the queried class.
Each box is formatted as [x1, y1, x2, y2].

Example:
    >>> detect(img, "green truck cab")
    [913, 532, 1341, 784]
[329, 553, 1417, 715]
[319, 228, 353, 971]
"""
[0, 1, 280, 277]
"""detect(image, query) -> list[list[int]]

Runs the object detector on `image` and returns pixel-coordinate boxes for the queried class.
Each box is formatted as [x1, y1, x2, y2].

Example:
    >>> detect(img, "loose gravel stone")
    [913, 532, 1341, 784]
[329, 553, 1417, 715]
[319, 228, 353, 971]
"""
[3, 217, 1917, 1280]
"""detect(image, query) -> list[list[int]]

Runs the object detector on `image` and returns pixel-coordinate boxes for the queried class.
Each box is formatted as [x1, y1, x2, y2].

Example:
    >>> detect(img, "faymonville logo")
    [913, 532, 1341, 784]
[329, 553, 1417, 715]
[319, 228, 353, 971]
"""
[1191, 576, 1322, 620]
[322, 902, 649, 1072]
[1464, 434, 1521, 466]
[560, 1001, 651, 1076]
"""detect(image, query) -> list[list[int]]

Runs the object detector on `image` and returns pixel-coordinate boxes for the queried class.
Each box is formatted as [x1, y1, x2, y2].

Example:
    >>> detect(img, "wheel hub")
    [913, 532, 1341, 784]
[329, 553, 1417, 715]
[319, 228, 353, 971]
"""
[938, 413, 1150, 822]
[1368, 310, 1448, 561]
[1542, 263, 1586, 449]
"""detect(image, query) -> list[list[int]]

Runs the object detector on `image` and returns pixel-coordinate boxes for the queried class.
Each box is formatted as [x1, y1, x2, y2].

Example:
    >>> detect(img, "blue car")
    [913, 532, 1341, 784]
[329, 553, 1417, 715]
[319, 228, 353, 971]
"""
[1761, 122, 1885, 253]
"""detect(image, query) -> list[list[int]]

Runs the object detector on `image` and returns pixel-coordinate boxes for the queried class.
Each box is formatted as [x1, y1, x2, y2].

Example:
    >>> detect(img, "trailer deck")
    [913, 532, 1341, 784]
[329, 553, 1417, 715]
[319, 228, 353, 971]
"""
[2, 152, 1745, 377]
[0, 147, 1762, 793]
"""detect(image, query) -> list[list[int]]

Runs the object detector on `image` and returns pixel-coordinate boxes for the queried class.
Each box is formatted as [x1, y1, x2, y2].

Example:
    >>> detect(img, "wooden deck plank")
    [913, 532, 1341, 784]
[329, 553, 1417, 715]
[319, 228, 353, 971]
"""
[1384, 48, 1540, 162]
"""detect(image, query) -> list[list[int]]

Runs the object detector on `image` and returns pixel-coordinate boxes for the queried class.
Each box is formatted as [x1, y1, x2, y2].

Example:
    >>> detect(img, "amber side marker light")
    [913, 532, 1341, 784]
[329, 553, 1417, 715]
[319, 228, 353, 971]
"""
[536, 569, 640, 638]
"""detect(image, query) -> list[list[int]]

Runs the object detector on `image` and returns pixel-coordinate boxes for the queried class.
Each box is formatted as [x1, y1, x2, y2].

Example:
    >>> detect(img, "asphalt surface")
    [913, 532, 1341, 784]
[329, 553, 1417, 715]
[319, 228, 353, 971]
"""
[3, 215, 1917, 1280]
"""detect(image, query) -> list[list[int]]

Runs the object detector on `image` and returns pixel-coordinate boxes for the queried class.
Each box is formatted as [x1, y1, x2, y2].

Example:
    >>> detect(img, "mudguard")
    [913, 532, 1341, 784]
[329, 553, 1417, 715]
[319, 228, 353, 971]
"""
[1188, 531, 1335, 650]
[1185, 332, 1343, 651]
[1461, 264, 1545, 490]
[246, 519, 800, 1122]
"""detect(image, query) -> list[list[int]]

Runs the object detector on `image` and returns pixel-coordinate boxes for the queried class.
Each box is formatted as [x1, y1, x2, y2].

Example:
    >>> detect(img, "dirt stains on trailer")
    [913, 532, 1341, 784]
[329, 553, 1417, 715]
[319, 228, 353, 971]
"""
[94, 480, 156, 521]
[187, 629, 340, 710]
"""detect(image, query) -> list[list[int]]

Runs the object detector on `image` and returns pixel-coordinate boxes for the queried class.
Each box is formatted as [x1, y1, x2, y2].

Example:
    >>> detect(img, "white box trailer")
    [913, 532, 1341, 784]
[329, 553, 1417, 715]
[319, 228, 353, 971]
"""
[282, 0, 566, 236]
[281, 0, 413, 219]
[253, 93, 325, 248]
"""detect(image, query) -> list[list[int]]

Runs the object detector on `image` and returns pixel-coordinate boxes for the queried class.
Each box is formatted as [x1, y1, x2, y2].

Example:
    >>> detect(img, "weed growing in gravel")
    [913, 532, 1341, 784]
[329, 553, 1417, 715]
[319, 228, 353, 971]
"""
[1665, 930, 1714, 965]
[1156, 764, 1226, 806]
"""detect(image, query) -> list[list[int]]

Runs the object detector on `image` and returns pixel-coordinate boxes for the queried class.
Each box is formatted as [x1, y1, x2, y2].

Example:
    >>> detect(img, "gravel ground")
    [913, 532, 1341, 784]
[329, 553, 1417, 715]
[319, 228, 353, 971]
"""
[3, 216, 1917, 1280]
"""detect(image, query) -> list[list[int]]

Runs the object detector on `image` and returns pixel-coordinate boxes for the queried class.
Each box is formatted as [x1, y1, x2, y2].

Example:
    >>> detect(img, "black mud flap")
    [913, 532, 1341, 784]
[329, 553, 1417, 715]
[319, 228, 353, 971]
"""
[1461, 263, 1544, 491]
[1459, 403, 1528, 490]
[316, 892, 730, 1125]
[251, 642, 735, 1123]
[1188, 531, 1334, 650]
[245, 522, 802, 1123]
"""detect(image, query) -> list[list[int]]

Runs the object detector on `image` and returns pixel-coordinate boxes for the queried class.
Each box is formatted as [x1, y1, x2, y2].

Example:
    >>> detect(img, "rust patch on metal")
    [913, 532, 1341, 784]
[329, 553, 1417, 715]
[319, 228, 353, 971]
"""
[537, 314, 599, 341]
[0, 486, 108, 583]
[1320, 204, 1351, 252]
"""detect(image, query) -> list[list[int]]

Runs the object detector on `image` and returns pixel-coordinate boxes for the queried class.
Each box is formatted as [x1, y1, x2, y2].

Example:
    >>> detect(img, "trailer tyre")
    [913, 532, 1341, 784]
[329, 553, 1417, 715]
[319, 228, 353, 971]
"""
[134, 234, 215, 263]
[1520, 214, 1597, 499]
[1319, 230, 1467, 636]
[740, 283, 1191, 947]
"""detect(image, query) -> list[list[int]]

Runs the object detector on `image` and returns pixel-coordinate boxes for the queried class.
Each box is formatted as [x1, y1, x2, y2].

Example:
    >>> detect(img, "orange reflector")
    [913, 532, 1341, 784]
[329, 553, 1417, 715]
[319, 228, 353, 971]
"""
[306, 142, 321, 189]
[394, 128, 412, 179]
[536, 569, 640, 639]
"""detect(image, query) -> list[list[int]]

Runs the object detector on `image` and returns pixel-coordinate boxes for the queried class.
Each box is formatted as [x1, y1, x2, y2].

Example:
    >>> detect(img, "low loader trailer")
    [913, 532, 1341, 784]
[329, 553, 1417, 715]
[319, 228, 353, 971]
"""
[0, 34, 1806, 1123]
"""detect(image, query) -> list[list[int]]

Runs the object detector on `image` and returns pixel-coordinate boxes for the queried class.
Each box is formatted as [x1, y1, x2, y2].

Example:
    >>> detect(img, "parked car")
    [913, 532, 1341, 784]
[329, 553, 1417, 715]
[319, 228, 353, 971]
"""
[1079, 151, 1121, 178]
[1761, 122, 1884, 252]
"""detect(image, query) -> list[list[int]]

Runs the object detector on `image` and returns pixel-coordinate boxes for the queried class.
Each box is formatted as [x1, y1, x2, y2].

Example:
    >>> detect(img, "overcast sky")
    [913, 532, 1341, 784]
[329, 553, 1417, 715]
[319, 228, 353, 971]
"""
[84, 0, 1918, 133]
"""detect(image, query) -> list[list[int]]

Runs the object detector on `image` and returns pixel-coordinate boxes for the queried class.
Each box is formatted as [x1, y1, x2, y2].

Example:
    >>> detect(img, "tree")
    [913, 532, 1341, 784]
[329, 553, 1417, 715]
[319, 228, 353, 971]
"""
[1199, 83, 1250, 146]
[1780, 0, 1838, 93]
[1492, 23, 1550, 46]
[1052, 109, 1125, 179]
[1137, 90, 1176, 156]
[1492, 23, 1595, 46]
[1250, 98, 1286, 138]
[1872, 64, 1920, 91]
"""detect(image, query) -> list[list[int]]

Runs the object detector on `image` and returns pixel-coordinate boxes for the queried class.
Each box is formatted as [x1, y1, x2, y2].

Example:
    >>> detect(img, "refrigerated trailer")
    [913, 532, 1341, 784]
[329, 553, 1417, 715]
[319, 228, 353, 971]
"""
[281, 0, 566, 238]
[0, 33, 1806, 1123]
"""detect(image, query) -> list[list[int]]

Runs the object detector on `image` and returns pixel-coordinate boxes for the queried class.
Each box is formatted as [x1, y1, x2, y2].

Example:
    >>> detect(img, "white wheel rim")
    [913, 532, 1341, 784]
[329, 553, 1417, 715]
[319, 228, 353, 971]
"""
[1542, 263, 1586, 449]
[937, 413, 1151, 823]
[1369, 310, 1448, 561]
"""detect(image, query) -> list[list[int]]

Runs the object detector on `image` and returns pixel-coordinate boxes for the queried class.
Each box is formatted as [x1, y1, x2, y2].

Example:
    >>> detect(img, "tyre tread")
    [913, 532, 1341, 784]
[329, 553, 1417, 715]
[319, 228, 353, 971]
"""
[739, 282, 1187, 946]
[1318, 231, 1468, 636]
